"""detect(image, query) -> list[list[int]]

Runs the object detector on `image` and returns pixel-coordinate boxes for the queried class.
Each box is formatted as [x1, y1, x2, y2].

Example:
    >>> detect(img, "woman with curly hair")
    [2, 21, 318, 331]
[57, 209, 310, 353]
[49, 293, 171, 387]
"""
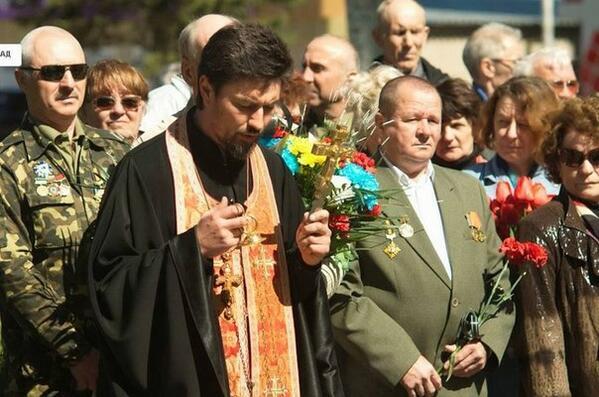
[464, 76, 561, 198]
[517, 96, 599, 397]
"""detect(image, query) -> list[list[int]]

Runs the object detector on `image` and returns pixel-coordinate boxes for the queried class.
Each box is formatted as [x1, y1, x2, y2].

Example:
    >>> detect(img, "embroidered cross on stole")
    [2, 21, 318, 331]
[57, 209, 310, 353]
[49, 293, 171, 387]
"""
[165, 117, 300, 397]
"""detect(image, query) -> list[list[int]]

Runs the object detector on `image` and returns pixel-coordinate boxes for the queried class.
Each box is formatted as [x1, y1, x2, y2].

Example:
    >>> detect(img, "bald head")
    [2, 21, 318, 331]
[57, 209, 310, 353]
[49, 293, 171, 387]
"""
[376, 0, 426, 28]
[307, 35, 360, 73]
[178, 14, 237, 86]
[378, 75, 438, 118]
[302, 34, 359, 118]
[373, 0, 429, 74]
[21, 26, 84, 67]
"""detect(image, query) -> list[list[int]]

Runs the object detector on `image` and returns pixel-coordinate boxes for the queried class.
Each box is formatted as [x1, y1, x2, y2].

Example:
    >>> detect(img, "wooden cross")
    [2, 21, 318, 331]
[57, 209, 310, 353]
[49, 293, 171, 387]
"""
[254, 245, 276, 278]
[264, 377, 288, 397]
[310, 124, 355, 210]
[214, 259, 242, 320]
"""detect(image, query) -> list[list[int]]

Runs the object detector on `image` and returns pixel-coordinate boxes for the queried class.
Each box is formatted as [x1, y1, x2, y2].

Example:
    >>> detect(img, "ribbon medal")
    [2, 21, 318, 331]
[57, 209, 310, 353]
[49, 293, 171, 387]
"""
[465, 211, 486, 242]
[383, 220, 401, 259]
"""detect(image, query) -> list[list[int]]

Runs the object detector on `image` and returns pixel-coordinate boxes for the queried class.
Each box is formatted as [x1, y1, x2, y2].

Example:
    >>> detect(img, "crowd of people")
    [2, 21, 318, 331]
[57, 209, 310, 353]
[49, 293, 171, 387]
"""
[0, 0, 597, 396]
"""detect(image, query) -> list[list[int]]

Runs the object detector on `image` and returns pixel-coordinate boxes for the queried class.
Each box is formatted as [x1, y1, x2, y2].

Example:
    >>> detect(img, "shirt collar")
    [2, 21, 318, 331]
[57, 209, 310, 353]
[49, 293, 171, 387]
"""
[382, 153, 435, 188]
[25, 115, 85, 160]
[410, 59, 425, 79]
[473, 83, 489, 102]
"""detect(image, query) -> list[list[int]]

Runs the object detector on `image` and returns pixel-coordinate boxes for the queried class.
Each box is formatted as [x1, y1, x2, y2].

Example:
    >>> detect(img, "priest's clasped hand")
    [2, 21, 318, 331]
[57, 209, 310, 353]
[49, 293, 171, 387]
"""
[195, 197, 249, 258]
[295, 209, 331, 266]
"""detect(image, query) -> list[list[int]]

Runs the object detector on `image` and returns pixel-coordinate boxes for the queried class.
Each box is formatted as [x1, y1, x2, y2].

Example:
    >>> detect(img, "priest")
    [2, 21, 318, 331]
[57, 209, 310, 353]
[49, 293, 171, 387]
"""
[88, 24, 343, 397]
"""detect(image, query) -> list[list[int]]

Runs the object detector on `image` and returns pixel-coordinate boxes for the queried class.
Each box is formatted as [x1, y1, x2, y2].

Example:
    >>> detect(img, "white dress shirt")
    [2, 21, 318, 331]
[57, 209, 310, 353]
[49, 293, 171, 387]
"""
[140, 74, 191, 133]
[384, 157, 452, 280]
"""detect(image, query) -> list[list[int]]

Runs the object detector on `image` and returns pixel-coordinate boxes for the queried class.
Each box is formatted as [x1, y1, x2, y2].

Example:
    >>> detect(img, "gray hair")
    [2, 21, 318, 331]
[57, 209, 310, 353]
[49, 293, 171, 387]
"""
[513, 47, 573, 77]
[463, 22, 523, 79]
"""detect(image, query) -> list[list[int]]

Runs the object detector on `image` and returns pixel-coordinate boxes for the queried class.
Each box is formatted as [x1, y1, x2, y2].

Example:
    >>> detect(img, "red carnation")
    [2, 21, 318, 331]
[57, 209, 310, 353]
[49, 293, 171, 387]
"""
[524, 242, 548, 268]
[500, 237, 528, 265]
[329, 214, 351, 232]
[322, 137, 333, 144]
[352, 152, 376, 172]
[273, 125, 287, 138]
[369, 204, 382, 217]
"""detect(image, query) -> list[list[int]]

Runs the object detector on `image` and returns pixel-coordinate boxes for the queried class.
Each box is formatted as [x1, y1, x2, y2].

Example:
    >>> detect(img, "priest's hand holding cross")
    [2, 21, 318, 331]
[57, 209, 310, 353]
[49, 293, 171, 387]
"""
[194, 196, 249, 258]
[295, 209, 331, 266]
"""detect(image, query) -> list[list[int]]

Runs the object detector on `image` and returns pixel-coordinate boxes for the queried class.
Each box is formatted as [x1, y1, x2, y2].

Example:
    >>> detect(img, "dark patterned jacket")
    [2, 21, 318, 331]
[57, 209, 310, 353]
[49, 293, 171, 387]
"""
[517, 189, 599, 397]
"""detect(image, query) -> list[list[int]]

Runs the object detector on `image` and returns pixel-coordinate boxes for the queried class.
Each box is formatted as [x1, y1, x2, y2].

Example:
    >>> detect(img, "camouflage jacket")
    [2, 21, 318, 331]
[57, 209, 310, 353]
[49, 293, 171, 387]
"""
[0, 117, 128, 391]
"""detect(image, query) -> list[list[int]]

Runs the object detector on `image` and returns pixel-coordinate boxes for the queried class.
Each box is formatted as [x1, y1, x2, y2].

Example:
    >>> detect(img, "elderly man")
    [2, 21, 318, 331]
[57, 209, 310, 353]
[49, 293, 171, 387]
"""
[372, 0, 448, 84]
[463, 23, 525, 101]
[330, 76, 514, 397]
[302, 34, 359, 127]
[88, 24, 343, 396]
[138, 14, 236, 137]
[514, 47, 579, 99]
[0, 26, 128, 395]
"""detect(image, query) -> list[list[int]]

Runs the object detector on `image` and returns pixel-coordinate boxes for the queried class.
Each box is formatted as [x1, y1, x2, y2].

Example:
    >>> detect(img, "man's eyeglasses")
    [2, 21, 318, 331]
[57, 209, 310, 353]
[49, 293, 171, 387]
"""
[19, 64, 88, 81]
[559, 148, 599, 169]
[93, 95, 142, 111]
[550, 79, 579, 95]
[490, 58, 520, 72]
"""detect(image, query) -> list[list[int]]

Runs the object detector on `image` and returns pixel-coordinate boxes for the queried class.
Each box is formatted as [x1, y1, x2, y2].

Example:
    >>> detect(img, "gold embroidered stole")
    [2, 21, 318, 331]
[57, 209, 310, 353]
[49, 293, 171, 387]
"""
[164, 117, 300, 397]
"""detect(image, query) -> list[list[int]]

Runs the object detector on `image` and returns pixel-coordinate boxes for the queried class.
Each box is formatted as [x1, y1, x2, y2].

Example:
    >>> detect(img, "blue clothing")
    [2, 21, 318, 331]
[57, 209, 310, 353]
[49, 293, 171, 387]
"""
[463, 155, 560, 199]
[473, 83, 488, 102]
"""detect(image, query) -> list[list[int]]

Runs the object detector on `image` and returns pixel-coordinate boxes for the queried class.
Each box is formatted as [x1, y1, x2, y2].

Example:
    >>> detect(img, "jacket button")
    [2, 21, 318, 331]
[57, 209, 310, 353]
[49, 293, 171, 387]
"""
[451, 297, 459, 307]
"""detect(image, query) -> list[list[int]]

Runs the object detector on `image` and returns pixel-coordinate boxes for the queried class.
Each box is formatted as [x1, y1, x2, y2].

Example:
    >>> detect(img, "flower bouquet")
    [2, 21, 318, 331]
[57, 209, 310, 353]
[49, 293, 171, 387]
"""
[440, 177, 551, 380]
[260, 118, 398, 292]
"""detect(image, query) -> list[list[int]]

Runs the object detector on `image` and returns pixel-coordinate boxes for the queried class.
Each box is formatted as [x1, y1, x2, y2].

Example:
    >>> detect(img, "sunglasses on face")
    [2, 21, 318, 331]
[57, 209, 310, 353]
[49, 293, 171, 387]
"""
[93, 95, 142, 111]
[20, 64, 88, 81]
[550, 79, 579, 94]
[559, 147, 599, 169]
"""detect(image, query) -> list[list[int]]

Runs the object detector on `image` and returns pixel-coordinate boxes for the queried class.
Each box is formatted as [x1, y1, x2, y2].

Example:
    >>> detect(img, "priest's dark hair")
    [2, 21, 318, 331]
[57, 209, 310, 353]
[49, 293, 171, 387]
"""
[196, 23, 292, 108]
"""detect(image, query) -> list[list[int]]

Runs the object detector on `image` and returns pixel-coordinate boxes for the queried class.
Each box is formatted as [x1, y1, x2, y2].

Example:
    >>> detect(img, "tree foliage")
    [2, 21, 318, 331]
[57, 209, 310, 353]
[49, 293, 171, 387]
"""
[9, 0, 300, 77]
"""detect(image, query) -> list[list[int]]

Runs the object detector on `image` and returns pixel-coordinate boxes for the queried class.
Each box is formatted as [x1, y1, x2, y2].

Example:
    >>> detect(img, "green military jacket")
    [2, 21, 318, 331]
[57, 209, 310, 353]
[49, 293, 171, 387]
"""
[0, 116, 128, 393]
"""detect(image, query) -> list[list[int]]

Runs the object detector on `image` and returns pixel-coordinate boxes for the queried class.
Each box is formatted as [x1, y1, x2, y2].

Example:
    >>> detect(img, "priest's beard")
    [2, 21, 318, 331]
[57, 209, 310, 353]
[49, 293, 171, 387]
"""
[224, 130, 260, 161]
[225, 140, 255, 161]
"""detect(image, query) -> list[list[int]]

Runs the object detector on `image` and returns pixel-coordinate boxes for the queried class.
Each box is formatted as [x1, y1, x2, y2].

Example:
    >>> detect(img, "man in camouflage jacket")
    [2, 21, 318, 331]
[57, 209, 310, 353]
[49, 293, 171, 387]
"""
[0, 26, 128, 395]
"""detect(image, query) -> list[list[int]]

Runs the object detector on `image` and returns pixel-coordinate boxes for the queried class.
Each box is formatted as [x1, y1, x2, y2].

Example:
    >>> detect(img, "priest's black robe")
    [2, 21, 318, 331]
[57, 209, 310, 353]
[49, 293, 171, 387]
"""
[87, 115, 344, 396]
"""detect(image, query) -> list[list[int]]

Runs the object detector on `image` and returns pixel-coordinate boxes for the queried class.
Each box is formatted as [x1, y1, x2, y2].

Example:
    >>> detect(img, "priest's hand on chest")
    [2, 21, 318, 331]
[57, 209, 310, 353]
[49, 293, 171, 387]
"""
[295, 209, 331, 266]
[194, 197, 248, 258]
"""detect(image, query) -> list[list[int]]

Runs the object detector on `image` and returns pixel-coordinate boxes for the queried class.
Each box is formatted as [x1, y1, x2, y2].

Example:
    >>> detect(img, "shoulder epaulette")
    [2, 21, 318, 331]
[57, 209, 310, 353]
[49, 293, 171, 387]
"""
[0, 130, 26, 154]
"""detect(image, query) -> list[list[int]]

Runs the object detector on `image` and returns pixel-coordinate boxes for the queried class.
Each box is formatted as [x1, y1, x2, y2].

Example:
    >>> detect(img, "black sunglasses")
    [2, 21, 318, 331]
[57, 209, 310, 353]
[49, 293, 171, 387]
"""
[20, 64, 88, 81]
[559, 148, 599, 169]
[93, 95, 142, 111]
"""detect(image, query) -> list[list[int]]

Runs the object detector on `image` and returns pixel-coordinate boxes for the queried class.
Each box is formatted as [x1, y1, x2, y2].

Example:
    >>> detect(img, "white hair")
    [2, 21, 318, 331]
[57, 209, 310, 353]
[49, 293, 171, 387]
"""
[513, 47, 573, 77]
[339, 65, 403, 142]
[463, 22, 523, 79]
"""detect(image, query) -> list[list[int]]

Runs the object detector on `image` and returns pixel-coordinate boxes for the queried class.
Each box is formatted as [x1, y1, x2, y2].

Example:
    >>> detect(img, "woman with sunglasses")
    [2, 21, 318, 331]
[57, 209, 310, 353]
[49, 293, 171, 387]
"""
[516, 96, 599, 397]
[81, 59, 148, 143]
[464, 76, 561, 198]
